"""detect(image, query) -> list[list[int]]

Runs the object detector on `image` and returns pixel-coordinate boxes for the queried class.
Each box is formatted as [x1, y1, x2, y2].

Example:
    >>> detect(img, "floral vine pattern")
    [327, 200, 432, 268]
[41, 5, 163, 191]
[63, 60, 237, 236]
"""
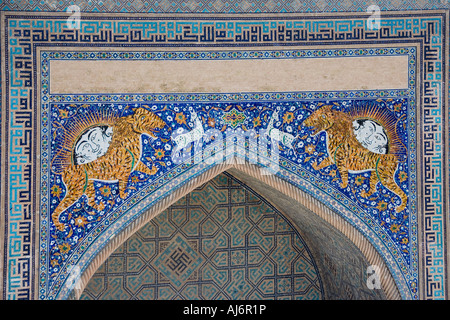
[48, 98, 410, 288]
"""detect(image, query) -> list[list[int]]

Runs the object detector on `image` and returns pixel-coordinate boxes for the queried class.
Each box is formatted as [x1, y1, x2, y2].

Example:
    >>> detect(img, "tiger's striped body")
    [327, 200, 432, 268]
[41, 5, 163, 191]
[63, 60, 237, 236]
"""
[52, 107, 166, 231]
[303, 105, 407, 213]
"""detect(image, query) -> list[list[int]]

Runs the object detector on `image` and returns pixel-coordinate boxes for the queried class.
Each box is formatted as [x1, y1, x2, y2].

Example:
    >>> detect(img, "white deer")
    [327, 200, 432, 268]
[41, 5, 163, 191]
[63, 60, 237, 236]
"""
[172, 110, 205, 154]
[265, 110, 298, 151]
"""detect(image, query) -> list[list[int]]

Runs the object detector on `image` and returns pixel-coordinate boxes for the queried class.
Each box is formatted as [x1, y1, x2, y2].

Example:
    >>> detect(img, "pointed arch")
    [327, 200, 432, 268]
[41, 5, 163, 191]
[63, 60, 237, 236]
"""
[61, 157, 403, 300]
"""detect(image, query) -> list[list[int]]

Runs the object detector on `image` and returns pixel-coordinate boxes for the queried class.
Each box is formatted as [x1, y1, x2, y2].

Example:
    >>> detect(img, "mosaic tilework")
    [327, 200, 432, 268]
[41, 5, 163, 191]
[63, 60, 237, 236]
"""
[80, 173, 324, 300]
[0, 11, 447, 301]
[39, 45, 418, 299]
[42, 97, 415, 299]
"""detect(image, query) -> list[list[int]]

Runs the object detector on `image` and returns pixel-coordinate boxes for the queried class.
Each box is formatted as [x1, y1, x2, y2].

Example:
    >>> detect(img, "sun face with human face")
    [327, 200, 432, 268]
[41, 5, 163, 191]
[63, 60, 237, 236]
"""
[352, 119, 389, 154]
[73, 126, 113, 165]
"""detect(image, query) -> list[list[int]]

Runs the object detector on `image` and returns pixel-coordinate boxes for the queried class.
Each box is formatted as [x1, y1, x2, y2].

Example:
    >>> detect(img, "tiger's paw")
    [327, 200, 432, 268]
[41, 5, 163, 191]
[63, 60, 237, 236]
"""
[119, 190, 129, 199]
[97, 202, 106, 211]
[135, 162, 159, 176]
[361, 190, 370, 198]
[151, 166, 159, 175]
[340, 181, 348, 189]
[395, 203, 406, 213]
[54, 221, 66, 232]
[145, 165, 159, 176]
[312, 161, 320, 170]
[88, 199, 105, 212]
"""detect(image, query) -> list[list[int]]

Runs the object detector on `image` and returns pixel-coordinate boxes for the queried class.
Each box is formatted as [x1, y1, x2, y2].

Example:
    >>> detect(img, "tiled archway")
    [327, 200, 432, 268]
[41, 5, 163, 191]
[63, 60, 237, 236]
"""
[4, 10, 445, 300]
[80, 173, 325, 300]
[72, 163, 394, 300]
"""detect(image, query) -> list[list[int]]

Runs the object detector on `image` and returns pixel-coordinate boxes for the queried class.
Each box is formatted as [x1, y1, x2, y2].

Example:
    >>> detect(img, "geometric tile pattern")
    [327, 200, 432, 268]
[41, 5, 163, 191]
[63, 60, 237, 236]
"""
[80, 173, 324, 299]
[306, 221, 388, 300]
[154, 235, 204, 287]
[1, 9, 447, 301]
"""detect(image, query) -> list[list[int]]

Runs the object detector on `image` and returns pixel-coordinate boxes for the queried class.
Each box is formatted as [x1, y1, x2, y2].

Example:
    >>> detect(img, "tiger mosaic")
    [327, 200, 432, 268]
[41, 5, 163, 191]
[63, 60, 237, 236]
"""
[51, 107, 166, 231]
[303, 104, 407, 213]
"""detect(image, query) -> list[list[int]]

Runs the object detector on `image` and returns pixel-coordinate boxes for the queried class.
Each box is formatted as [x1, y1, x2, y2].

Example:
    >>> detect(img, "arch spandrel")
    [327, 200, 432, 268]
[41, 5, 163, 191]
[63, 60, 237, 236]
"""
[47, 101, 414, 300]
[59, 156, 403, 300]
